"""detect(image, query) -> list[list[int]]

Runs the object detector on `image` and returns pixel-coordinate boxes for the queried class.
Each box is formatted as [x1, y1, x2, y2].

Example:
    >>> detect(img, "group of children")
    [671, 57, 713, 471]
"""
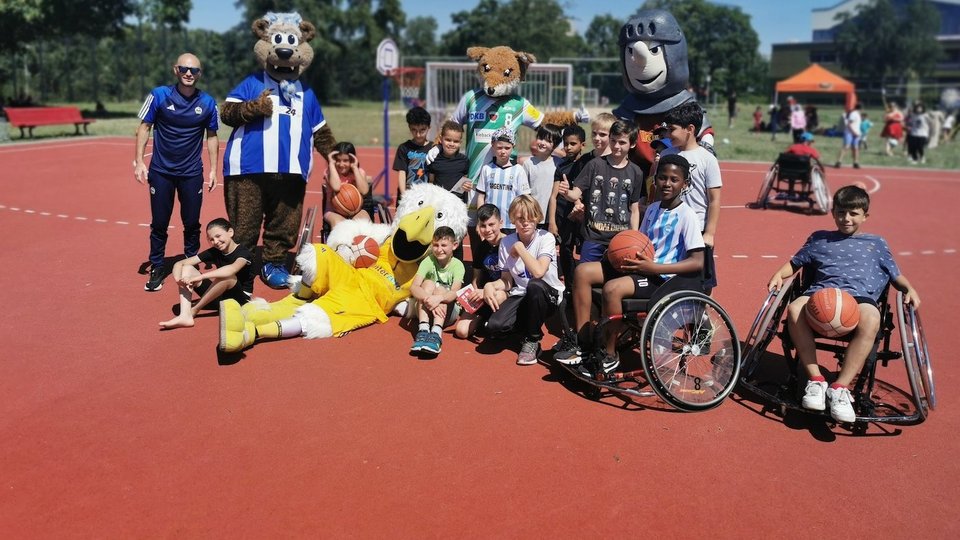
[155, 102, 923, 424]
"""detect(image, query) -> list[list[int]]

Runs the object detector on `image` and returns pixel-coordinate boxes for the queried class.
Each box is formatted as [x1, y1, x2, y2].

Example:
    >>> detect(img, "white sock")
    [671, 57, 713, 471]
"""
[418, 322, 429, 333]
[431, 324, 443, 335]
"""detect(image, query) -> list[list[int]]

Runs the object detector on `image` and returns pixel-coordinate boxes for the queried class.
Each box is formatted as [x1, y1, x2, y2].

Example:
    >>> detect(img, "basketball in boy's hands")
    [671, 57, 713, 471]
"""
[332, 184, 363, 217]
[335, 235, 380, 268]
[804, 288, 860, 338]
[606, 230, 655, 272]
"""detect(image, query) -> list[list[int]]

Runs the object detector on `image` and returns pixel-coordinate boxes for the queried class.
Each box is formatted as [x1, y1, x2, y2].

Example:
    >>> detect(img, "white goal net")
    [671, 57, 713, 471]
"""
[424, 62, 575, 147]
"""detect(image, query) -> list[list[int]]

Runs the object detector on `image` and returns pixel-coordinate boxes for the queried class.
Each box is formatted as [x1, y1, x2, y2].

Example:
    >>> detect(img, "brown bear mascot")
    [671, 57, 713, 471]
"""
[220, 11, 336, 289]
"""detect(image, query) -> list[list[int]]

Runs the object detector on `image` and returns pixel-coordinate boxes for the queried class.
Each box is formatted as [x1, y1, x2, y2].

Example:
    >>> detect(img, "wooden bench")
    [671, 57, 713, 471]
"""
[4, 106, 95, 138]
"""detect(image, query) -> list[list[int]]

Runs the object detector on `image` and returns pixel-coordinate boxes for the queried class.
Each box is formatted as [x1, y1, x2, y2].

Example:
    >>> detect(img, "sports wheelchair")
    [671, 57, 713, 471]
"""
[557, 279, 741, 412]
[739, 272, 935, 430]
[755, 153, 831, 215]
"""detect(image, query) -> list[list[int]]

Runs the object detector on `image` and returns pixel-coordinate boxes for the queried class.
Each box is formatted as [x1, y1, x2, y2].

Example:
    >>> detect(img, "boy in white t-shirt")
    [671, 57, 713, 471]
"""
[659, 102, 722, 291]
[522, 124, 562, 229]
[835, 103, 863, 169]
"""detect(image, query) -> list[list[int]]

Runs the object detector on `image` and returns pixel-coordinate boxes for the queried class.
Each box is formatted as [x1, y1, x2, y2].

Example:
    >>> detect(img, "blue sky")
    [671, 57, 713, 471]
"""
[188, 1, 837, 57]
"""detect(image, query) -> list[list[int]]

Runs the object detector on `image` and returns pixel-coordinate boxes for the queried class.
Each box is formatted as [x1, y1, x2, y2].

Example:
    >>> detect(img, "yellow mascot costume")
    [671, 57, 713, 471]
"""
[219, 183, 469, 351]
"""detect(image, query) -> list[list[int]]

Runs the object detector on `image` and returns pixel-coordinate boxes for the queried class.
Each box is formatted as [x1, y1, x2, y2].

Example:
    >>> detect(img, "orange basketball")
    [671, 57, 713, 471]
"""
[349, 235, 380, 268]
[606, 230, 655, 272]
[332, 183, 363, 217]
[804, 288, 860, 338]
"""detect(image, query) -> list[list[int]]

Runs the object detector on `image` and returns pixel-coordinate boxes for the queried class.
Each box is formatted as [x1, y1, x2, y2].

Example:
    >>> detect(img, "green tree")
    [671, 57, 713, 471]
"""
[440, 0, 582, 60]
[403, 16, 439, 57]
[833, 0, 942, 86]
[640, 0, 765, 98]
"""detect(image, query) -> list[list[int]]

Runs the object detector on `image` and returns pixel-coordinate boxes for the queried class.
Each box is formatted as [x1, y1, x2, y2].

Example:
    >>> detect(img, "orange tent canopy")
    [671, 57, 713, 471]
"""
[775, 63, 857, 110]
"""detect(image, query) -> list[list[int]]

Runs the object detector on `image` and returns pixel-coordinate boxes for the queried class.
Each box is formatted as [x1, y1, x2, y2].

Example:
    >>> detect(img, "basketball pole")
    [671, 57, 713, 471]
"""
[381, 75, 391, 201]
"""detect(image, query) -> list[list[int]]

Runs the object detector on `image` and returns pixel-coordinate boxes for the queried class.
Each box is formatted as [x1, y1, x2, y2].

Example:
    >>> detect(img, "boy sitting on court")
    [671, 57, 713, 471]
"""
[454, 204, 505, 339]
[767, 185, 921, 422]
[567, 154, 705, 374]
[410, 226, 466, 356]
[159, 218, 254, 329]
[393, 106, 434, 201]
[554, 119, 644, 364]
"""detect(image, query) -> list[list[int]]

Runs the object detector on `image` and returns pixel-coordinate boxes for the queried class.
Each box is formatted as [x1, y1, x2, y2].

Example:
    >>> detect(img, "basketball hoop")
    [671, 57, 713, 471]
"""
[389, 67, 425, 108]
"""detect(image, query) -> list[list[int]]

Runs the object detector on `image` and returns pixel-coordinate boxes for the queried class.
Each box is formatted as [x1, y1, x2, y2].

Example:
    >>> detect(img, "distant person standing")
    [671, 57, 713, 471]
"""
[135, 52, 219, 292]
[905, 102, 931, 165]
[769, 103, 780, 141]
[834, 102, 862, 169]
[727, 91, 737, 129]
[788, 97, 807, 143]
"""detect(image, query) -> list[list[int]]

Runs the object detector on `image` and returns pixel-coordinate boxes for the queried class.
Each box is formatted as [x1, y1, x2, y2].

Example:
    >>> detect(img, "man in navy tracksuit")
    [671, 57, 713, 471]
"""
[134, 52, 220, 292]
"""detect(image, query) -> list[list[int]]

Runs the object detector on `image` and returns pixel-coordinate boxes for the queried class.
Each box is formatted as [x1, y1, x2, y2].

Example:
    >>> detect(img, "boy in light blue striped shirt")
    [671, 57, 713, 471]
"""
[476, 127, 531, 233]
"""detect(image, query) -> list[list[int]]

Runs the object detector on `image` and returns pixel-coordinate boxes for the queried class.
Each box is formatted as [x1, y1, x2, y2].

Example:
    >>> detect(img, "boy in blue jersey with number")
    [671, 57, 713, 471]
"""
[135, 52, 220, 292]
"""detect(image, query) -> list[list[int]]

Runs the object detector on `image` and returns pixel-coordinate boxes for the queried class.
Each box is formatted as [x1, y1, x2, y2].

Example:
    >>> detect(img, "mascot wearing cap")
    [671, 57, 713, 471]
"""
[219, 11, 337, 290]
[218, 183, 469, 352]
[613, 9, 714, 174]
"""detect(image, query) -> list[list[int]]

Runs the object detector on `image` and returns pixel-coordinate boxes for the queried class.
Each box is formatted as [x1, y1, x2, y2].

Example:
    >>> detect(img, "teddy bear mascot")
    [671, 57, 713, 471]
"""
[218, 183, 469, 352]
[612, 9, 715, 175]
[219, 11, 336, 290]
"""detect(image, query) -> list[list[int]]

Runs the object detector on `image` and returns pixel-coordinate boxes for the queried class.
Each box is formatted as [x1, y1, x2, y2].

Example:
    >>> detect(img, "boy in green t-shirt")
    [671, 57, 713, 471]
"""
[409, 226, 465, 356]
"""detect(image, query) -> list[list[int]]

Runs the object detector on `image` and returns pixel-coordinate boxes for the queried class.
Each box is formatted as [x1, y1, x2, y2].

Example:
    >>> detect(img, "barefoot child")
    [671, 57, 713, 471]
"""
[159, 218, 254, 329]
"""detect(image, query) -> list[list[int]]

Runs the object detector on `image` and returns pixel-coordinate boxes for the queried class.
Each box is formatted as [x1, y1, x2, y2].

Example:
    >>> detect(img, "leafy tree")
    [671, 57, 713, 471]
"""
[640, 0, 765, 98]
[403, 16, 439, 58]
[440, 0, 582, 60]
[833, 0, 942, 86]
[583, 14, 622, 59]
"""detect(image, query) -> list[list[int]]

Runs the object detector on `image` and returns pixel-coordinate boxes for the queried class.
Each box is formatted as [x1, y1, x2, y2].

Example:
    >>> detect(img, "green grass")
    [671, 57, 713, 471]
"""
[4, 100, 957, 170]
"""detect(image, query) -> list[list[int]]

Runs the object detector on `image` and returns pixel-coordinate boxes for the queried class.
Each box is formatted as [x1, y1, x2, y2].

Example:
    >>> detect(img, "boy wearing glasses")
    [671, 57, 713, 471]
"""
[135, 52, 220, 292]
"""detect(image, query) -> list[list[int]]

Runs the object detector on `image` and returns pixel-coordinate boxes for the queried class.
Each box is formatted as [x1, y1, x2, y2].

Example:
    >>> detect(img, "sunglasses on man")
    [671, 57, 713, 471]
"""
[176, 66, 201, 75]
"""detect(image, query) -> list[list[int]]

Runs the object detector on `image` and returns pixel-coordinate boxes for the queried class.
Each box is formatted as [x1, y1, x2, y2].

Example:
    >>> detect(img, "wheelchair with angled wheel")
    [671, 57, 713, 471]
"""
[739, 271, 935, 431]
[557, 277, 741, 412]
[755, 153, 831, 215]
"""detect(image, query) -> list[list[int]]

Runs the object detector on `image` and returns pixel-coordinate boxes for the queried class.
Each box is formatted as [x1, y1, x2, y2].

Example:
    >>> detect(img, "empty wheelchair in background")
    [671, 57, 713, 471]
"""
[557, 282, 741, 412]
[739, 272, 935, 432]
[755, 153, 832, 215]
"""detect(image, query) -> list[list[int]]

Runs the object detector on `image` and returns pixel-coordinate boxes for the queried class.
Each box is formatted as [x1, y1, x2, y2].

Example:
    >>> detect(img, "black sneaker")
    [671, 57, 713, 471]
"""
[553, 332, 582, 365]
[145, 266, 165, 292]
[598, 351, 620, 374]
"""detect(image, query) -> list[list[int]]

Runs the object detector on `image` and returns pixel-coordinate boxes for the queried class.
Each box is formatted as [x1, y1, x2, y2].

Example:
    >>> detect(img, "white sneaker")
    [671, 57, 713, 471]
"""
[827, 386, 856, 423]
[801, 380, 828, 411]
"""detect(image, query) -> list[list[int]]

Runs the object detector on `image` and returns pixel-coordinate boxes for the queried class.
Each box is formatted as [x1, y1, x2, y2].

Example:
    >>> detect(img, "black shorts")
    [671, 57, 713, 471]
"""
[194, 280, 251, 305]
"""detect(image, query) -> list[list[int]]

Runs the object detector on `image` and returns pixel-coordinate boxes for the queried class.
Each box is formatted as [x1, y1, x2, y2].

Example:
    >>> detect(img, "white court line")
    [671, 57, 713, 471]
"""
[115, 221, 129, 225]
[861, 175, 881, 194]
[921, 250, 935, 255]
[760, 255, 778, 259]
[899, 251, 912, 256]
[24, 209, 35, 214]
[945, 249, 956, 254]
[95, 218, 108, 223]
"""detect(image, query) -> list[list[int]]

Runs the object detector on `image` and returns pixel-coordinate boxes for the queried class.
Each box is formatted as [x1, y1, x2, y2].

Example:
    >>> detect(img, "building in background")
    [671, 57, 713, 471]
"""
[770, 0, 960, 106]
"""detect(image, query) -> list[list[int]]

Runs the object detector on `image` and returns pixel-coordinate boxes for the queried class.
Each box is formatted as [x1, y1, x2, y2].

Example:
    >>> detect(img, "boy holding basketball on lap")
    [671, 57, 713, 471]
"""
[768, 185, 921, 422]
[325, 141, 370, 228]
[159, 218, 254, 330]
[562, 154, 705, 374]
[410, 226, 465, 356]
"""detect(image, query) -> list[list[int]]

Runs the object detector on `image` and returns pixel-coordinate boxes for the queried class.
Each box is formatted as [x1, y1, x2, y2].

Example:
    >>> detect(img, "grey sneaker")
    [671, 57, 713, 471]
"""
[517, 340, 541, 365]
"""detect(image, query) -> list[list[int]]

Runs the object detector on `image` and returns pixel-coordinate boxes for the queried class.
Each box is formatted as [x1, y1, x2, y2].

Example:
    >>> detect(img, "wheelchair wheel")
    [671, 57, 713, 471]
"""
[741, 276, 795, 378]
[756, 165, 777, 208]
[639, 291, 741, 411]
[898, 292, 936, 415]
[810, 166, 831, 215]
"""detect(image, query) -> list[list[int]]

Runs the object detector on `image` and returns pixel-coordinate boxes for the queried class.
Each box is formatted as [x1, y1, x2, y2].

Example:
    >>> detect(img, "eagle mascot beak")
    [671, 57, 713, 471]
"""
[391, 205, 436, 262]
